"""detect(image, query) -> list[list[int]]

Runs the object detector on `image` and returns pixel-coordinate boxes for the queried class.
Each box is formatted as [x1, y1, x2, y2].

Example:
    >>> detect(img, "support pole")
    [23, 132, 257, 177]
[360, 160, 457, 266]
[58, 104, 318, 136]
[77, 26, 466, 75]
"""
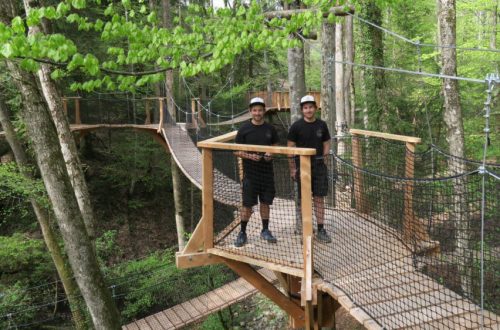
[222, 258, 305, 327]
[74, 98, 81, 125]
[403, 142, 418, 242]
[157, 98, 164, 133]
[145, 99, 151, 124]
[202, 148, 214, 249]
[351, 135, 367, 213]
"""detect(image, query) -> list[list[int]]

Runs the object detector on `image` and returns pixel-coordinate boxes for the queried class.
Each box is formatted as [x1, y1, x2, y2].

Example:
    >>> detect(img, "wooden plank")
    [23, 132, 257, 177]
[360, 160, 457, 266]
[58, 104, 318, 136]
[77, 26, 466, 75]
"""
[145, 314, 170, 330]
[170, 305, 191, 324]
[196, 292, 220, 312]
[181, 300, 200, 318]
[175, 251, 222, 268]
[162, 309, 183, 328]
[208, 248, 303, 277]
[125, 323, 140, 330]
[350, 128, 422, 144]
[403, 310, 499, 330]
[221, 257, 305, 327]
[197, 141, 317, 155]
[188, 296, 210, 315]
[202, 149, 214, 249]
[134, 318, 152, 330]
[300, 155, 313, 306]
[378, 299, 479, 329]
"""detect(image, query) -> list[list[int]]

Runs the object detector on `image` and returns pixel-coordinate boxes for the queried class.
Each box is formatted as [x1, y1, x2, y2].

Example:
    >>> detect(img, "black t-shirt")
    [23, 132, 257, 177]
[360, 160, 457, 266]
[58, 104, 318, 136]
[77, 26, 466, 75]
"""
[235, 121, 278, 179]
[287, 118, 331, 157]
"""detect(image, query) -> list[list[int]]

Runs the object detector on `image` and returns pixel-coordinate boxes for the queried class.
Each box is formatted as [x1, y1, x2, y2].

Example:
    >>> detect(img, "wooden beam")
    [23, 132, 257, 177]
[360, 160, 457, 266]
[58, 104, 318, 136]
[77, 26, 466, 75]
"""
[201, 130, 238, 143]
[197, 141, 316, 156]
[208, 248, 303, 277]
[202, 149, 214, 249]
[62, 98, 68, 116]
[351, 137, 368, 213]
[144, 99, 151, 125]
[175, 252, 222, 268]
[350, 128, 421, 144]
[74, 98, 81, 124]
[157, 98, 164, 133]
[182, 216, 205, 254]
[264, 5, 355, 19]
[221, 257, 305, 327]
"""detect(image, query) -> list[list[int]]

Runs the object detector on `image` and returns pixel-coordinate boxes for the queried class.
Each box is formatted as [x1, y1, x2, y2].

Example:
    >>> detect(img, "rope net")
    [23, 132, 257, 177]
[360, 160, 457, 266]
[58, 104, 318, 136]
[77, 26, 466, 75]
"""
[207, 135, 499, 329]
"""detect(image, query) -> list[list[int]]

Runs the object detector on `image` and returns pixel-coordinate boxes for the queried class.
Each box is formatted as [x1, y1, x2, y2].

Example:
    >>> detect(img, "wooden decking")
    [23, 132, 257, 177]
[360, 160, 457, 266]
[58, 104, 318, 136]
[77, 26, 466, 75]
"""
[123, 268, 277, 330]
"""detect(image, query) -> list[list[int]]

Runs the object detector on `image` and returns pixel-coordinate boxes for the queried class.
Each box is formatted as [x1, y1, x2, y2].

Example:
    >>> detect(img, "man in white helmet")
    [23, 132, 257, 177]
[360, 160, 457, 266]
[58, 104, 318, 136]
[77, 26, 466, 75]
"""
[233, 97, 279, 247]
[287, 95, 332, 243]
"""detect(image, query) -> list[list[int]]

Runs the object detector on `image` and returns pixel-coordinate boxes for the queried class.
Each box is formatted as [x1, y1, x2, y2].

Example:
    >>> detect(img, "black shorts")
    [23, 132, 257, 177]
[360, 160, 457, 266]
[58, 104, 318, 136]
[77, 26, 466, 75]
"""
[242, 176, 275, 207]
[296, 160, 329, 197]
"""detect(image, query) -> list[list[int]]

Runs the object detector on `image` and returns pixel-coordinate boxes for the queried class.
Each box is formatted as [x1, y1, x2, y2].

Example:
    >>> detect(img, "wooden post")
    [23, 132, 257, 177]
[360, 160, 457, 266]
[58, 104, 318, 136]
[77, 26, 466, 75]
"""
[157, 98, 164, 133]
[202, 148, 214, 249]
[222, 258, 305, 327]
[300, 155, 314, 329]
[74, 98, 81, 124]
[351, 135, 367, 213]
[144, 99, 151, 124]
[62, 98, 68, 117]
[191, 98, 198, 129]
[403, 142, 418, 243]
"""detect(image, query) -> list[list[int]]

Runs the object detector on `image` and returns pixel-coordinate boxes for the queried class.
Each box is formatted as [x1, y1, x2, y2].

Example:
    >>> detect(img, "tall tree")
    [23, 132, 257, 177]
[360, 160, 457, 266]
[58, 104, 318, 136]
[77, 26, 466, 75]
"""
[1, 4, 120, 326]
[287, 1, 306, 123]
[22, 0, 96, 241]
[163, 0, 186, 250]
[438, 0, 470, 297]
[335, 17, 346, 152]
[0, 97, 85, 329]
[321, 21, 336, 133]
[344, 14, 355, 126]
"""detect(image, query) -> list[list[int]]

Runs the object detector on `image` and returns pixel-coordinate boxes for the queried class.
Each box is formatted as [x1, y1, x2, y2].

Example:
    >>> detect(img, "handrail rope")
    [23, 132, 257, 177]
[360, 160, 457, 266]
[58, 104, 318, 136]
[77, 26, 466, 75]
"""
[296, 31, 487, 84]
[347, 12, 500, 53]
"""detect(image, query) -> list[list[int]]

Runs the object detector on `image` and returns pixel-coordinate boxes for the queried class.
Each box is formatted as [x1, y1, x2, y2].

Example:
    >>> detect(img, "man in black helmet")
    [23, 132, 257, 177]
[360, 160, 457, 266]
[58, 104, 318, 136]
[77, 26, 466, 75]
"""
[233, 97, 279, 247]
[287, 95, 332, 243]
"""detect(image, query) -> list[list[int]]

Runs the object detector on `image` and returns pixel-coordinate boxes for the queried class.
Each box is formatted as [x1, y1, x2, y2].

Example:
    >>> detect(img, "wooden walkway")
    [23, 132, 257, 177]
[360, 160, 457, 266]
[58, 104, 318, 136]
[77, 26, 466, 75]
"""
[123, 268, 277, 330]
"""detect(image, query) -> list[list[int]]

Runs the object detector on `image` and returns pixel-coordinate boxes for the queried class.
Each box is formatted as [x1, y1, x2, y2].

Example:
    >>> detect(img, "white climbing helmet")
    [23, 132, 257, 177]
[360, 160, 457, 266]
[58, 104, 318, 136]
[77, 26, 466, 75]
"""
[249, 97, 266, 108]
[300, 95, 316, 107]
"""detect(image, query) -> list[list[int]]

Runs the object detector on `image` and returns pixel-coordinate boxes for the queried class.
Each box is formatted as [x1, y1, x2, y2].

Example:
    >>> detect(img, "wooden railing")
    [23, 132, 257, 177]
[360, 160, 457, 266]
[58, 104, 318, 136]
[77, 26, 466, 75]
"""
[349, 129, 427, 244]
[176, 131, 316, 326]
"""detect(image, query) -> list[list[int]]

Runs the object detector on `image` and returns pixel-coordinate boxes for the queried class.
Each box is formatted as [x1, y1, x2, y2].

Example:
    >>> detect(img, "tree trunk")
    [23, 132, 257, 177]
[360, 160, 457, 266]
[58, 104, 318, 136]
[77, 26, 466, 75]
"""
[163, 0, 186, 250]
[335, 19, 346, 153]
[438, 0, 470, 297]
[0, 98, 85, 329]
[321, 22, 336, 134]
[4, 60, 121, 329]
[23, 0, 96, 241]
[287, 0, 305, 124]
[344, 14, 355, 127]
[288, 44, 306, 123]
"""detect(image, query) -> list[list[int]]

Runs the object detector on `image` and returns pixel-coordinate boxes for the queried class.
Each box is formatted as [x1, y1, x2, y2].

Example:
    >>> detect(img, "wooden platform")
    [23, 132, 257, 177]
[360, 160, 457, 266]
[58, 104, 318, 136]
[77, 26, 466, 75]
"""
[122, 268, 277, 330]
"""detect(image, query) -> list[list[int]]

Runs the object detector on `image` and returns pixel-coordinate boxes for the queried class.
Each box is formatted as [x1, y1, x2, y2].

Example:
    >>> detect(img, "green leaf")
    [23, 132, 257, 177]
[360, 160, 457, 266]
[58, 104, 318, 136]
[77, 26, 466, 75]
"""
[0, 43, 14, 58]
[11, 17, 25, 34]
[71, 0, 86, 10]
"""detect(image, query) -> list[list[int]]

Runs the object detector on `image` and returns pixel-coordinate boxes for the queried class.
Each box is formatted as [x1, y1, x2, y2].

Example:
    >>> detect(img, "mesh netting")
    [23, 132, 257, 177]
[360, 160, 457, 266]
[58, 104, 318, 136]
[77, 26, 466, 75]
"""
[206, 135, 498, 329]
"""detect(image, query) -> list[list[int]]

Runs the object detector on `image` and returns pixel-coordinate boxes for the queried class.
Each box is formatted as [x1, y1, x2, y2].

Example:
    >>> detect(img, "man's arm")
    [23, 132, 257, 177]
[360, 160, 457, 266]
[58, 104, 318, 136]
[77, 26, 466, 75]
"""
[235, 151, 261, 161]
[322, 140, 331, 157]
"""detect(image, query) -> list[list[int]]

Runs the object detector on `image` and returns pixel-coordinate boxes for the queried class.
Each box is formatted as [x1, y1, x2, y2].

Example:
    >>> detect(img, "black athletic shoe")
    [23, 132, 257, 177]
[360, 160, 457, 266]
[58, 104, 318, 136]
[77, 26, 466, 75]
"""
[316, 228, 332, 243]
[234, 231, 247, 247]
[260, 229, 277, 243]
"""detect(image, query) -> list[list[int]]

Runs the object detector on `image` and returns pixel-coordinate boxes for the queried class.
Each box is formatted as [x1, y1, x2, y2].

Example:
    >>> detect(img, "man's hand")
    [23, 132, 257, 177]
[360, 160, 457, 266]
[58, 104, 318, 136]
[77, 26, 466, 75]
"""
[290, 168, 297, 181]
[247, 153, 262, 161]
[263, 152, 272, 162]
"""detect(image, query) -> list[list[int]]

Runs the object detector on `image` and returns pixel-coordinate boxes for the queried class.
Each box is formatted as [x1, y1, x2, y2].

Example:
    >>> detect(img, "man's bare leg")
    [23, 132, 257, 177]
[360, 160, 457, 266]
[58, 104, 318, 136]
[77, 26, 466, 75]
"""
[314, 196, 331, 243]
[260, 203, 277, 243]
